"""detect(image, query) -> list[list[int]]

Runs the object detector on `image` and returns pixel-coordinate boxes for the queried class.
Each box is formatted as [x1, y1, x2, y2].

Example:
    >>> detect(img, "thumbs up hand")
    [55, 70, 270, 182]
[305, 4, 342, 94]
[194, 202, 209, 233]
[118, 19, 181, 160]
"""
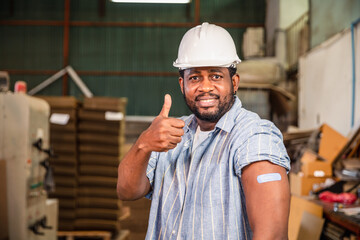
[138, 94, 185, 153]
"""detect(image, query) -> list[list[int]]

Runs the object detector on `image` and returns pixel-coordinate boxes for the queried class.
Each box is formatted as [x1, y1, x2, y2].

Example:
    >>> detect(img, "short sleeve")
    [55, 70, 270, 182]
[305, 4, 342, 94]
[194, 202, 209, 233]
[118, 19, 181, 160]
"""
[145, 151, 159, 199]
[234, 120, 290, 176]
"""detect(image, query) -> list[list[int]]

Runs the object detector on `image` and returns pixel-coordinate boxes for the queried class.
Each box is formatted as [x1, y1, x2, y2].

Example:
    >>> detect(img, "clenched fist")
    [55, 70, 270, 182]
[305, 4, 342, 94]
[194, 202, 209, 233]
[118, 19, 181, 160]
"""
[138, 94, 185, 152]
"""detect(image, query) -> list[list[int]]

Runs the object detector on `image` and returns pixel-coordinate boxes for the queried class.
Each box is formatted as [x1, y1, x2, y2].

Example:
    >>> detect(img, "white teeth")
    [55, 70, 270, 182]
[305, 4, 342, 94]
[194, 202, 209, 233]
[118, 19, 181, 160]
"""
[200, 99, 214, 102]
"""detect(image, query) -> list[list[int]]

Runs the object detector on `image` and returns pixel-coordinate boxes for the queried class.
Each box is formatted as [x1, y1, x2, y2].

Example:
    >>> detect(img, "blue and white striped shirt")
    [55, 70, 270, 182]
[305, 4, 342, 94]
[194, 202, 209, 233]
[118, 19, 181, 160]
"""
[145, 97, 290, 240]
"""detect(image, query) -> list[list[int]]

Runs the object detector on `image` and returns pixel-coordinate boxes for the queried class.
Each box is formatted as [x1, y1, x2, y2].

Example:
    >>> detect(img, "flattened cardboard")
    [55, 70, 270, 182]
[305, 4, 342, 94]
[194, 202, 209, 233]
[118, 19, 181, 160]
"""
[58, 198, 76, 209]
[78, 132, 124, 145]
[79, 143, 122, 156]
[38, 96, 79, 109]
[58, 220, 75, 231]
[52, 142, 77, 154]
[78, 187, 118, 199]
[83, 97, 127, 112]
[342, 158, 360, 170]
[77, 197, 122, 209]
[76, 208, 121, 220]
[49, 187, 77, 198]
[53, 165, 77, 176]
[297, 211, 325, 240]
[78, 120, 124, 135]
[79, 153, 121, 167]
[319, 124, 348, 163]
[79, 165, 118, 178]
[54, 176, 77, 187]
[51, 108, 77, 120]
[78, 176, 117, 188]
[50, 155, 77, 166]
[79, 109, 125, 122]
[51, 132, 77, 143]
[74, 218, 120, 232]
[51, 124, 76, 133]
[288, 195, 323, 240]
[59, 209, 76, 220]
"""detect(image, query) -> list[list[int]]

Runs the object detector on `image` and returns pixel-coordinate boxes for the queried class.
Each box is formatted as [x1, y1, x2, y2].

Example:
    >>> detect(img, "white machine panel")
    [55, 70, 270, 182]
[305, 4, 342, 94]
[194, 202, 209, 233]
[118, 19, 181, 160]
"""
[0, 92, 56, 240]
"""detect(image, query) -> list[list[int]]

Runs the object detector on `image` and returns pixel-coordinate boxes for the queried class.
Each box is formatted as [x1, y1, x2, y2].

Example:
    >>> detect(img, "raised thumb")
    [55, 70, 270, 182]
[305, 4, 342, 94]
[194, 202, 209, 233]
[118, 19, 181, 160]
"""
[159, 94, 172, 117]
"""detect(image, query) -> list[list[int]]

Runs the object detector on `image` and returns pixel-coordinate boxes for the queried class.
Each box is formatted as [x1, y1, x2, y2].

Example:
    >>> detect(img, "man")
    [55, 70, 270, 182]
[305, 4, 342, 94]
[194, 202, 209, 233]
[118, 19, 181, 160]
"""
[117, 22, 290, 240]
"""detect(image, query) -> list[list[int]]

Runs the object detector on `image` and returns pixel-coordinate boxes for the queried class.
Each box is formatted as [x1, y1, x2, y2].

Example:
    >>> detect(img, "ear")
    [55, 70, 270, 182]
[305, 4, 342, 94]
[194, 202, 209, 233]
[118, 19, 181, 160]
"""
[179, 77, 184, 94]
[232, 73, 240, 93]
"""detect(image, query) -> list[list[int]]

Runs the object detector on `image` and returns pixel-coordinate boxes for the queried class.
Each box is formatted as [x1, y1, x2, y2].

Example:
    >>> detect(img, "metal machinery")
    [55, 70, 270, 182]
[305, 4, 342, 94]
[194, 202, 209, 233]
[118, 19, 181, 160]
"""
[0, 71, 9, 92]
[0, 91, 57, 240]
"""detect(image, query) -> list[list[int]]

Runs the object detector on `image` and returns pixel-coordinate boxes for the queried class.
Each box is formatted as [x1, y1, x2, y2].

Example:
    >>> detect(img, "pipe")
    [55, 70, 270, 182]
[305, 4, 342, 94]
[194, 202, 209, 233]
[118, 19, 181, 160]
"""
[351, 18, 360, 127]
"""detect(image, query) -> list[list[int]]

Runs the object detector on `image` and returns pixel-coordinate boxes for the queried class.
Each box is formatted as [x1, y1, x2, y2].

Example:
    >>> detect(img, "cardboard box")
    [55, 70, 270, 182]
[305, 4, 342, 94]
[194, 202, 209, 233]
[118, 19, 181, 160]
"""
[290, 172, 328, 196]
[301, 160, 332, 177]
[319, 124, 348, 163]
[300, 150, 318, 164]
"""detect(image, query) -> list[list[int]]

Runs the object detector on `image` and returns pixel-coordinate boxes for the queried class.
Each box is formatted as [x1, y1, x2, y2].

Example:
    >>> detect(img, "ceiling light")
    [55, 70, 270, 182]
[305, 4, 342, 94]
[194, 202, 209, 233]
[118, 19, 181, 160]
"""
[111, 0, 190, 3]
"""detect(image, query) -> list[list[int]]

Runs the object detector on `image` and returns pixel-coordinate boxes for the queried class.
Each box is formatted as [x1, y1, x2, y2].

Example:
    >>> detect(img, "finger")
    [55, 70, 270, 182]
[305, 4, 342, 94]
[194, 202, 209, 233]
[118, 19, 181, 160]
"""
[167, 142, 178, 150]
[169, 128, 184, 137]
[168, 119, 185, 128]
[159, 94, 172, 118]
[168, 135, 182, 144]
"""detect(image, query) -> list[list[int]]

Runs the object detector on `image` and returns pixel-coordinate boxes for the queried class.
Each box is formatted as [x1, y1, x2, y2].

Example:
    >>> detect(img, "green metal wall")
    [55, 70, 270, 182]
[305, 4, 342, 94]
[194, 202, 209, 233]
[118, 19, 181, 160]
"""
[0, 0, 265, 116]
[310, 0, 360, 48]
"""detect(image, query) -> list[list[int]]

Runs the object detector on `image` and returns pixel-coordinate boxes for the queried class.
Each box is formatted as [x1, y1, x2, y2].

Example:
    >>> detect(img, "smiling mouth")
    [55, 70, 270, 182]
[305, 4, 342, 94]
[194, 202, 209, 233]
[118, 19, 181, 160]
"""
[195, 94, 219, 108]
[198, 99, 216, 103]
[195, 93, 219, 101]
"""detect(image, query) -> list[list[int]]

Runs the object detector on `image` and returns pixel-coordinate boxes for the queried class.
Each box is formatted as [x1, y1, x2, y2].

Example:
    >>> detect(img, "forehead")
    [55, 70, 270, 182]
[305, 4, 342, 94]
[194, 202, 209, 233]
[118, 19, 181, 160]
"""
[184, 67, 228, 75]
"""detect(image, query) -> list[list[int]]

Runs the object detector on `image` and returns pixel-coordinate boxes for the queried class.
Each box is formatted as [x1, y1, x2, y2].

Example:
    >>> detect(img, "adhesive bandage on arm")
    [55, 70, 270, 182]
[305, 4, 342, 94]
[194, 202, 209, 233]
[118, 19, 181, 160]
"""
[257, 173, 281, 183]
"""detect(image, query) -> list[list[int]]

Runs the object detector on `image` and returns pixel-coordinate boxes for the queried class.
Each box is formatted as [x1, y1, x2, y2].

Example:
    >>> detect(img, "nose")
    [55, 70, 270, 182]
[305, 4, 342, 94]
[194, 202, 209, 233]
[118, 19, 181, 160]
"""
[198, 78, 214, 92]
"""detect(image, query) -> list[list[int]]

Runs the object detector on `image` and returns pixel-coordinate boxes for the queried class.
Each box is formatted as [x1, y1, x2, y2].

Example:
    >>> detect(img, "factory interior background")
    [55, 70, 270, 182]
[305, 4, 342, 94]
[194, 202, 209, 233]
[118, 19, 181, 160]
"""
[1, 0, 360, 239]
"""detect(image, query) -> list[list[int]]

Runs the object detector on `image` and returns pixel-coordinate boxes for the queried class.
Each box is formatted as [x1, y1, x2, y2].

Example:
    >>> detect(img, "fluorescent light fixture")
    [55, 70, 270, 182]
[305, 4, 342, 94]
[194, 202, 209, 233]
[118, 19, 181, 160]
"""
[111, 0, 190, 3]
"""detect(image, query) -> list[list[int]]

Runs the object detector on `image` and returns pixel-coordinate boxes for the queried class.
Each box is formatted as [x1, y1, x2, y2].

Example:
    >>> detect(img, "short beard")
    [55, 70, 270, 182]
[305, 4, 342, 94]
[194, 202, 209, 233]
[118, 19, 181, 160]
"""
[183, 90, 235, 123]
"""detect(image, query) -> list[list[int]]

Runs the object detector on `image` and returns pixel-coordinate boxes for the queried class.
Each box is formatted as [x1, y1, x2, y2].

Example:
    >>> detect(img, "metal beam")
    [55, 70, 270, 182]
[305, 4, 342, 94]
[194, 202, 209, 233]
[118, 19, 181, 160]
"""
[62, 0, 70, 95]
[0, 20, 263, 28]
[5, 69, 178, 77]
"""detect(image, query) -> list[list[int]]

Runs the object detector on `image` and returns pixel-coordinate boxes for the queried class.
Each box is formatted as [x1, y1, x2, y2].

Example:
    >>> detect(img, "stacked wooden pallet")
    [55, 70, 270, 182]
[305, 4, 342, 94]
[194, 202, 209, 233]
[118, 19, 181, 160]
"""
[39, 96, 79, 231]
[76, 97, 127, 234]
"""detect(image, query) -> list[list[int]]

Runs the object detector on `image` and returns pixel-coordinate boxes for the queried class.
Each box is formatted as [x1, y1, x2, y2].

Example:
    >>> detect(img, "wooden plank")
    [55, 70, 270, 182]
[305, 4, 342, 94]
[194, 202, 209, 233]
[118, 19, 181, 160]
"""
[119, 206, 131, 221]
[115, 230, 131, 240]
[57, 231, 111, 240]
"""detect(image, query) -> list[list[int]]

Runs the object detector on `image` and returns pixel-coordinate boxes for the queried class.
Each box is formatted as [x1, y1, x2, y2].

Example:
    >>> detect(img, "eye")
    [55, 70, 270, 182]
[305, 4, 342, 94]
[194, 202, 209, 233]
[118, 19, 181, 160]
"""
[189, 76, 200, 81]
[211, 74, 223, 80]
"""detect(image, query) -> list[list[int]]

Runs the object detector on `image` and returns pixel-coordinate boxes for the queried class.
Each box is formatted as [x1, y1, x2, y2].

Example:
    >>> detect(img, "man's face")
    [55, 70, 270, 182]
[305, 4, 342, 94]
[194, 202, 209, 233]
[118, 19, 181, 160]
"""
[179, 67, 239, 123]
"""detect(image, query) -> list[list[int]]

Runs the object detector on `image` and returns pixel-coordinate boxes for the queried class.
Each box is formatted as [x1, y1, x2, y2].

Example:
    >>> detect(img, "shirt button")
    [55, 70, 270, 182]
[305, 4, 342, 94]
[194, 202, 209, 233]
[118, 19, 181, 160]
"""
[172, 230, 176, 235]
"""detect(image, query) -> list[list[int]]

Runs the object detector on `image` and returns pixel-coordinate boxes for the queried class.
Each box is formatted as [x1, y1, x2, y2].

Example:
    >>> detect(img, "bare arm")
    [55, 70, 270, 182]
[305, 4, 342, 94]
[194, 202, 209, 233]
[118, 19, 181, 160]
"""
[241, 160, 290, 240]
[117, 94, 185, 200]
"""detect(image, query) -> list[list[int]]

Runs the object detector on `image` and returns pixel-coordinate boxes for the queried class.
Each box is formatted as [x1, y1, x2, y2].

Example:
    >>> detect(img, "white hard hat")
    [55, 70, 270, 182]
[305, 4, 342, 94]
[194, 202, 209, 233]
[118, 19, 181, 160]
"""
[173, 22, 241, 69]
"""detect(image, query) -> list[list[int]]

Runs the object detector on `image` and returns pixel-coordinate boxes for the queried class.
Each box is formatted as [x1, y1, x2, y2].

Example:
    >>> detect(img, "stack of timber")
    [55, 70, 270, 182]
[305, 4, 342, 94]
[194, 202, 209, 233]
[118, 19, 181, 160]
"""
[76, 97, 127, 234]
[39, 96, 79, 231]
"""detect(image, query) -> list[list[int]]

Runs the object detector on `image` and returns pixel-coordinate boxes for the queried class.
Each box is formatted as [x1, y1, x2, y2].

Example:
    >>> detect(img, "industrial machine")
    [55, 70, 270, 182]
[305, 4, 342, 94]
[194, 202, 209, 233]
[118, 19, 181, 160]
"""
[0, 91, 57, 240]
[0, 71, 9, 92]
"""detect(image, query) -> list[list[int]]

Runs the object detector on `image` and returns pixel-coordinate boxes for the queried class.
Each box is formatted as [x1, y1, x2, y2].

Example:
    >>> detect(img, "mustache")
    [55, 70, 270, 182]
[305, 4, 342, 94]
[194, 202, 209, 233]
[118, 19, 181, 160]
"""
[195, 93, 220, 101]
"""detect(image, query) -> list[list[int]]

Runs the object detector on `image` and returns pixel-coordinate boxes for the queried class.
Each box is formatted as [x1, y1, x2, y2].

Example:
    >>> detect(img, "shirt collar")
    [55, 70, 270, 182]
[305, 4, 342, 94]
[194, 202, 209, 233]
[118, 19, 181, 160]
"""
[184, 96, 243, 134]
[214, 96, 242, 133]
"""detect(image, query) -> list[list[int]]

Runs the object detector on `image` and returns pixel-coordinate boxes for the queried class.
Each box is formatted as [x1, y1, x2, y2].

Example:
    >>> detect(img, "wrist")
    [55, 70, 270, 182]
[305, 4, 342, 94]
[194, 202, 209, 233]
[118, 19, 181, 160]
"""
[136, 131, 153, 153]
